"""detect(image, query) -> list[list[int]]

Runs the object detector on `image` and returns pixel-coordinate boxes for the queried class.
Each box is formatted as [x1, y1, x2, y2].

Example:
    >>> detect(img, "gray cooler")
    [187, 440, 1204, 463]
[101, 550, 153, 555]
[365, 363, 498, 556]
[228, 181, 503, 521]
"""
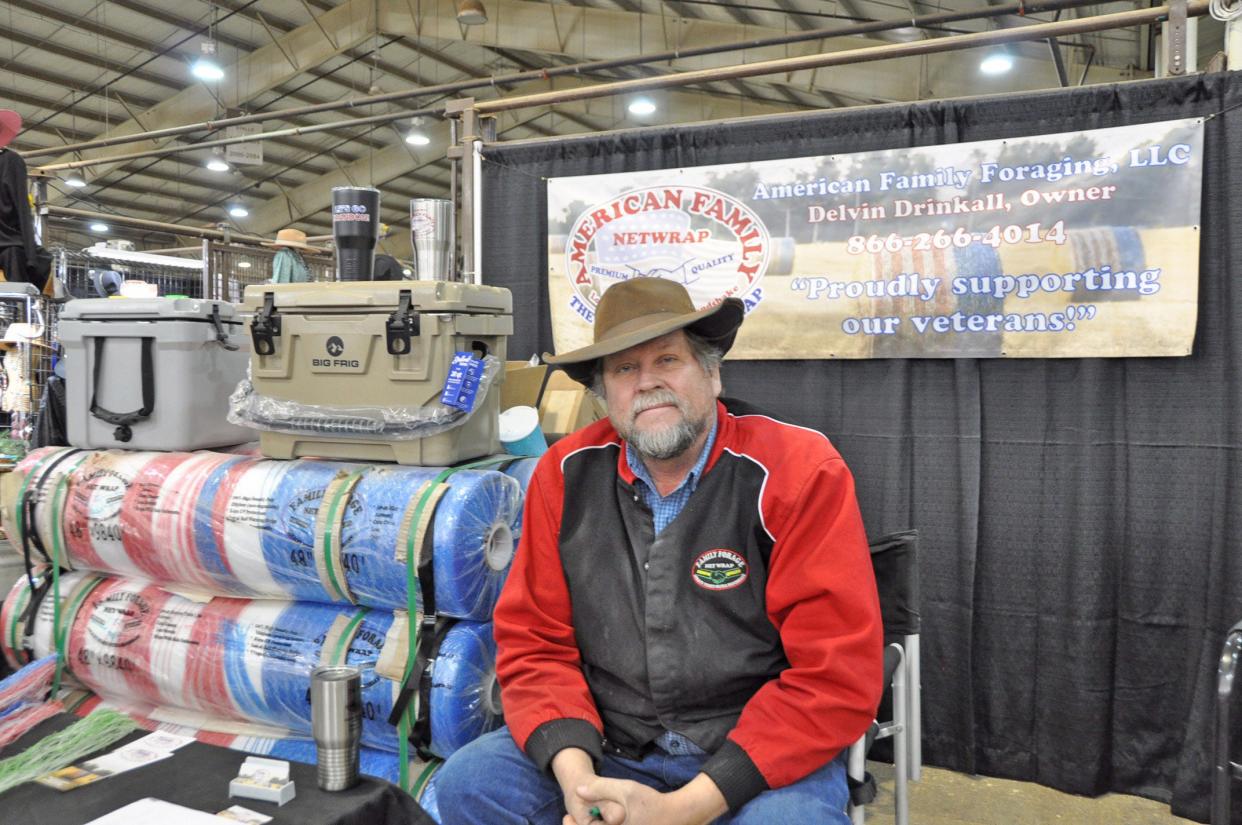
[59, 297, 252, 451]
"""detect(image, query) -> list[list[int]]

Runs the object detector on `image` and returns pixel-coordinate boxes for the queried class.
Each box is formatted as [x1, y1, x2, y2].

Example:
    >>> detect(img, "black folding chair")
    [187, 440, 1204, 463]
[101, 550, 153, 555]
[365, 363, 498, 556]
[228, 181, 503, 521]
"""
[1213, 619, 1242, 825]
[848, 529, 921, 825]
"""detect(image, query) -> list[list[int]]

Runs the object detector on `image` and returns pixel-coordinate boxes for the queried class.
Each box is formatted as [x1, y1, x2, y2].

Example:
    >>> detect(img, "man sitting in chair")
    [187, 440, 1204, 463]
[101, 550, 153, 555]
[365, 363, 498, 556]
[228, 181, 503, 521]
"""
[438, 278, 882, 825]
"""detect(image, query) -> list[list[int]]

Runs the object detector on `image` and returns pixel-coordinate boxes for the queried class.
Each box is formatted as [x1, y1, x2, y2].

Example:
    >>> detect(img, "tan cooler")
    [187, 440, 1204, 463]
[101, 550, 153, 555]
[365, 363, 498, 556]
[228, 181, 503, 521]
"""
[236, 282, 512, 465]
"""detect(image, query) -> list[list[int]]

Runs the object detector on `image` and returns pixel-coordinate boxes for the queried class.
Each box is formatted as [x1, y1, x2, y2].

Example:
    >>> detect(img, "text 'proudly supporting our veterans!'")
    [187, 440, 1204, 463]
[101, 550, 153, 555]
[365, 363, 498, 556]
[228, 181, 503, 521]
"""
[546, 118, 1203, 359]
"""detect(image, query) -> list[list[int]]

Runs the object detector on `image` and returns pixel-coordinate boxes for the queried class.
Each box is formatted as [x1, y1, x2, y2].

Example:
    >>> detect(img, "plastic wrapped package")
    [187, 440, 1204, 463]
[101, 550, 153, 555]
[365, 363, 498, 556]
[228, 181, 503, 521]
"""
[501, 458, 539, 589]
[6, 447, 522, 619]
[0, 654, 63, 747]
[417, 763, 444, 822]
[1, 573, 401, 751]
[228, 356, 504, 441]
[502, 457, 539, 495]
[0, 696, 63, 748]
[429, 620, 501, 759]
[3, 574, 507, 759]
[502, 457, 539, 531]
[0, 654, 58, 714]
[0, 571, 91, 671]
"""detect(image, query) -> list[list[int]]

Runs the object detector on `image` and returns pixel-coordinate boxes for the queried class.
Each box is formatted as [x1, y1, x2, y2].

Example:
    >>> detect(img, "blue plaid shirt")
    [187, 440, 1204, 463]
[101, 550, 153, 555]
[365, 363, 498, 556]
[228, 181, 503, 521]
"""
[625, 416, 718, 535]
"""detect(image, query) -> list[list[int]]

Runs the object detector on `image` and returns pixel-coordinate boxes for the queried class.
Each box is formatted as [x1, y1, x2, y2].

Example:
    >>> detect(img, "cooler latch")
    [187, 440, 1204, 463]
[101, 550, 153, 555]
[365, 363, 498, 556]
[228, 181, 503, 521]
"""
[251, 292, 281, 356]
[386, 289, 421, 356]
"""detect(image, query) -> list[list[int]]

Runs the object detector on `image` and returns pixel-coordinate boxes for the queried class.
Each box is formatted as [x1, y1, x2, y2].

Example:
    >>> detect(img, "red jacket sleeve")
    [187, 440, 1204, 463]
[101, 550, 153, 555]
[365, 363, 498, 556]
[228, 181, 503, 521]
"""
[708, 455, 883, 792]
[493, 457, 604, 772]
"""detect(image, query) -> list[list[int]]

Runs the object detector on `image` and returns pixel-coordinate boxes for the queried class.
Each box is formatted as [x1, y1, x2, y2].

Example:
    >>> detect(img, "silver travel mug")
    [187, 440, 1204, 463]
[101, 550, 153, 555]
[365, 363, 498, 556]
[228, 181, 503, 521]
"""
[409, 198, 454, 280]
[311, 665, 362, 791]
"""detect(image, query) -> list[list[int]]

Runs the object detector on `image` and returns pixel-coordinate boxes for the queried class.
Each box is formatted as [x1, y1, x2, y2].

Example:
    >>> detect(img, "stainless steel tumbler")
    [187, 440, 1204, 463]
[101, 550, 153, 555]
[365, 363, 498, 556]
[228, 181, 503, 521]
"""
[311, 665, 362, 791]
[332, 186, 381, 281]
[409, 197, 454, 280]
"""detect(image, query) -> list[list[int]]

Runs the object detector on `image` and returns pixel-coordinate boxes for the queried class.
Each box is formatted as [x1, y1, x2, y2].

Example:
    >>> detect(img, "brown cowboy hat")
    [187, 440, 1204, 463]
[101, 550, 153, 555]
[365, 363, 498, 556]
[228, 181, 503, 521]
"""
[262, 227, 321, 253]
[0, 110, 21, 149]
[544, 278, 744, 385]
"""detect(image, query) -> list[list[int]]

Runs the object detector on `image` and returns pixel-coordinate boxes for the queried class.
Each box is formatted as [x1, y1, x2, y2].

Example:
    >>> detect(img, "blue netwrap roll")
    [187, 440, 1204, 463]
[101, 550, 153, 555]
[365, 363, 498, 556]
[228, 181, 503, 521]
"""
[502, 457, 539, 496]
[221, 601, 397, 750]
[259, 461, 346, 602]
[419, 766, 443, 822]
[9, 448, 522, 618]
[193, 455, 260, 596]
[429, 621, 503, 758]
[399, 469, 520, 620]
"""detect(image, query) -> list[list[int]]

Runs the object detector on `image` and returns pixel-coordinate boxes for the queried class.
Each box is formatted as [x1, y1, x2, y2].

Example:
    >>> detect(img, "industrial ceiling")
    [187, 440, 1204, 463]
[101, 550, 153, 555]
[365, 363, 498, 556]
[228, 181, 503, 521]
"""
[0, 0, 1222, 251]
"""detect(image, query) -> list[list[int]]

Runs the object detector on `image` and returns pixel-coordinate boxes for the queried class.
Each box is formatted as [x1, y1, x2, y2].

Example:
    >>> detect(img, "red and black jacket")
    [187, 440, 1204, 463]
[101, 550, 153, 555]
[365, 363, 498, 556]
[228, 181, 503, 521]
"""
[494, 397, 883, 811]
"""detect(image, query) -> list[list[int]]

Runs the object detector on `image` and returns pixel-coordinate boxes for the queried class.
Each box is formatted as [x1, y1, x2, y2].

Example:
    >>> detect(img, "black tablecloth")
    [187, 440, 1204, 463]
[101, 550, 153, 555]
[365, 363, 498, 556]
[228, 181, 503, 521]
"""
[0, 715, 437, 825]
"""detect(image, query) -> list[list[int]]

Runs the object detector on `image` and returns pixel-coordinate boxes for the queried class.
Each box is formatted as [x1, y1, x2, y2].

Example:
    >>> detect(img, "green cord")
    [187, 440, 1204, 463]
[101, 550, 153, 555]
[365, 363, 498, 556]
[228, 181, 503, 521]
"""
[409, 759, 440, 800]
[12, 449, 61, 548]
[7, 449, 64, 667]
[47, 456, 88, 696]
[6, 585, 29, 663]
[0, 708, 138, 796]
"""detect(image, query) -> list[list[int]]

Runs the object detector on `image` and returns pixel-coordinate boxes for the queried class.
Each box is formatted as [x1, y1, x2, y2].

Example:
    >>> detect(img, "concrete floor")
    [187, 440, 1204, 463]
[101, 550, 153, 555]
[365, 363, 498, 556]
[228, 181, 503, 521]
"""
[862, 762, 1197, 825]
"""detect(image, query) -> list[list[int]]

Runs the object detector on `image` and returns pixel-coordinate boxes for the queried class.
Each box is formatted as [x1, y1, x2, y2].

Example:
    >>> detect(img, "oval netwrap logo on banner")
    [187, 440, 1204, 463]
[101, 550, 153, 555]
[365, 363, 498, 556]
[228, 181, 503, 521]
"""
[563, 185, 770, 322]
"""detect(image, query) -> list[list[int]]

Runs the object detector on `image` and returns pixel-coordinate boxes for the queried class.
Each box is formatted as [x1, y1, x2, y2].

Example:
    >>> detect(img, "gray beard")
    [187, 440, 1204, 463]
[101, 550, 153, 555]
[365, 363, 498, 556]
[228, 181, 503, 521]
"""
[628, 415, 701, 460]
[616, 390, 710, 461]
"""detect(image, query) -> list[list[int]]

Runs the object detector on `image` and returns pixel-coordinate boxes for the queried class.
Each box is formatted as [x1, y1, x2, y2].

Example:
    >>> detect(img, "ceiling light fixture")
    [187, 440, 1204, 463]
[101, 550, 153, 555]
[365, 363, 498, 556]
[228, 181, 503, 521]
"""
[628, 98, 657, 116]
[191, 40, 224, 82]
[456, 0, 487, 25]
[238, 261, 252, 269]
[206, 152, 230, 172]
[979, 48, 1014, 75]
[65, 174, 87, 188]
[405, 131, 431, 146]
[228, 205, 249, 218]
[89, 222, 109, 233]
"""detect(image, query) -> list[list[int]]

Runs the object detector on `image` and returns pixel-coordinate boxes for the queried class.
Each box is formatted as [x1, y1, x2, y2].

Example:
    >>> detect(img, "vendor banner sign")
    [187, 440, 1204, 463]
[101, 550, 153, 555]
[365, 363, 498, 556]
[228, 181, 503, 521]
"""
[546, 118, 1203, 359]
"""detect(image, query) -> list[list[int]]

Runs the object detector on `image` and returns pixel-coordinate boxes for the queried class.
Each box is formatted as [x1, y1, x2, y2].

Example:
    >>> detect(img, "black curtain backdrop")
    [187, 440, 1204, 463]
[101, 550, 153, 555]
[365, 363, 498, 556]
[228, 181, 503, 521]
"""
[479, 72, 1242, 821]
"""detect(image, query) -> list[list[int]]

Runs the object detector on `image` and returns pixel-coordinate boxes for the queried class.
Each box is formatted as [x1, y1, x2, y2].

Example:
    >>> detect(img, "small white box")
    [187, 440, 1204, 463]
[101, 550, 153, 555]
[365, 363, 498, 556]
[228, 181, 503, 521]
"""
[228, 757, 296, 807]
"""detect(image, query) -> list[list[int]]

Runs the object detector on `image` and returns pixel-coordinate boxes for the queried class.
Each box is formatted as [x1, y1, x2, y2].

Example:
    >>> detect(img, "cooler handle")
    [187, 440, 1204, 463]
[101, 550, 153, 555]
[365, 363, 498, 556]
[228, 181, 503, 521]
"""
[211, 304, 239, 351]
[89, 336, 155, 443]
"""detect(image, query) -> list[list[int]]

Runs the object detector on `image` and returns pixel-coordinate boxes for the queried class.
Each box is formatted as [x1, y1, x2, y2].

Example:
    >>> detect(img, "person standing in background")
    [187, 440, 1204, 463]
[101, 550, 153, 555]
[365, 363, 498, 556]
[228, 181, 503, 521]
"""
[0, 109, 49, 292]
[264, 227, 320, 283]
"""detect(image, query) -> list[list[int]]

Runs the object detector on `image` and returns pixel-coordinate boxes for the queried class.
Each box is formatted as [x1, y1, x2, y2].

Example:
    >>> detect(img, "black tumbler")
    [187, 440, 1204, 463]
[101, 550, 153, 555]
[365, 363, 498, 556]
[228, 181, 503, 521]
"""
[332, 186, 381, 281]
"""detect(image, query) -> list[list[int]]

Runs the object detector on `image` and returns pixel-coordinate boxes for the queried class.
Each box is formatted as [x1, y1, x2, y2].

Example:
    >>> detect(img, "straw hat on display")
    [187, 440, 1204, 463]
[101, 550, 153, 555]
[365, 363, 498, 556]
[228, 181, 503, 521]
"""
[263, 228, 323, 254]
[0, 110, 21, 149]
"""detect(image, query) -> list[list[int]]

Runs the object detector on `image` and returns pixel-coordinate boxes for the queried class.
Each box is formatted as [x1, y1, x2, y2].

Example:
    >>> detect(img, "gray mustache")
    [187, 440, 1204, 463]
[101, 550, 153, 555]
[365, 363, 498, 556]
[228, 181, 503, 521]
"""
[631, 390, 682, 416]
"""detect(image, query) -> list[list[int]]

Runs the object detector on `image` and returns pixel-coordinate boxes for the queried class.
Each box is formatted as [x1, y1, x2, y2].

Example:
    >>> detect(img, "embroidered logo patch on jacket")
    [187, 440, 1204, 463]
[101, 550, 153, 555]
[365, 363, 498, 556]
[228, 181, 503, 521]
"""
[691, 549, 749, 590]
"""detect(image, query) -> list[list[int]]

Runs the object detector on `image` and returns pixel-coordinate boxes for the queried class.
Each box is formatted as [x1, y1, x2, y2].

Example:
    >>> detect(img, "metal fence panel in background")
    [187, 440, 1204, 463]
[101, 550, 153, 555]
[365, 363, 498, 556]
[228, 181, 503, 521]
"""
[56, 248, 204, 300]
[204, 241, 333, 301]
[0, 284, 53, 446]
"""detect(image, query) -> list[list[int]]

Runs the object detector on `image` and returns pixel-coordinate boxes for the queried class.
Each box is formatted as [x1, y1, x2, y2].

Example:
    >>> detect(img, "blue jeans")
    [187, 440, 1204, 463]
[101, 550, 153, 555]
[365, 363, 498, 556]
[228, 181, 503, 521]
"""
[435, 727, 851, 825]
